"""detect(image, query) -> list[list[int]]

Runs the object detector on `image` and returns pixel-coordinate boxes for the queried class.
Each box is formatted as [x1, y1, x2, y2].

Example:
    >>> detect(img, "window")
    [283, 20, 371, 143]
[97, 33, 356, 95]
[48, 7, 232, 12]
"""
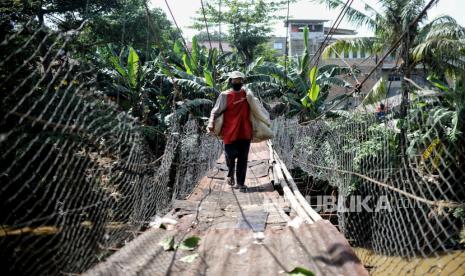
[353, 50, 358, 59]
[273, 42, 283, 50]
[388, 73, 401, 81]
[344, 49, 350, 58]
[308, 24, 323, 32]
[360, 48, 366, 58]
[389, 52, 396, 61]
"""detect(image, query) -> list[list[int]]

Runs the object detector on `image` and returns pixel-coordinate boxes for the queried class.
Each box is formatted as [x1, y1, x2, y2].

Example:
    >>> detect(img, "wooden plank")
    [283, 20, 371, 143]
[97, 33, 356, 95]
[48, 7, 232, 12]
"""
[84, 142, 368, 276]
[274, 153, 323, 222]
[236, 210, 269, 232]
[274, 160, 313, 224]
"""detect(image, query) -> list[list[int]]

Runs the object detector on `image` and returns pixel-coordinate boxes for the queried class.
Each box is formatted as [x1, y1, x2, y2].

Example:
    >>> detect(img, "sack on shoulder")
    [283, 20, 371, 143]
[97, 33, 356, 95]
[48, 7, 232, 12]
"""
[213, 114, 223, 137]
[246, 91, 273, 143]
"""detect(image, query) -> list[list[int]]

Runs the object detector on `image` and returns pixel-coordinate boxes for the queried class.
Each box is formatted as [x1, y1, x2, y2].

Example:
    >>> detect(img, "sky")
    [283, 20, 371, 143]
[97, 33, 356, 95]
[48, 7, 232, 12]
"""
[149, 0, 465, 41]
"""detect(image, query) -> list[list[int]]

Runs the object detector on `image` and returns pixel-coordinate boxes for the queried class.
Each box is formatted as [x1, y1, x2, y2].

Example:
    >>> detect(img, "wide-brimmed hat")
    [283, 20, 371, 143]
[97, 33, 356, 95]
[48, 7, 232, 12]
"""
[228, 71, 245, 79]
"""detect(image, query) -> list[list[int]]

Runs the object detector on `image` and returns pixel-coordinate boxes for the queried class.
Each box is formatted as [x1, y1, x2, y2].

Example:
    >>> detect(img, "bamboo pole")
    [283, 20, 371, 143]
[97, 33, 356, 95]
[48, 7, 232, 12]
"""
[273, 155, 313, 224]
[274, 153, 322, 222]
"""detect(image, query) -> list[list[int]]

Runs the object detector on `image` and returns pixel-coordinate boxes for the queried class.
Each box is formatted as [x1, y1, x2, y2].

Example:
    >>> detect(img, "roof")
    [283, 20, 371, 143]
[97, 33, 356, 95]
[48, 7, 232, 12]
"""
[355, 89, 441, 113]
[324, 27, 357, 35]
[187, 40, 233, 52]
[284, 19, 329, 26]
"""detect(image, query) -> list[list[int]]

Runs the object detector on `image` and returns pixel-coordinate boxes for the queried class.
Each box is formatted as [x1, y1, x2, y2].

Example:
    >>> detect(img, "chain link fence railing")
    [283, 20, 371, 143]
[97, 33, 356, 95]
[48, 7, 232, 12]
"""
[273, 99, 465, 274]
[0, 13, 222, 275]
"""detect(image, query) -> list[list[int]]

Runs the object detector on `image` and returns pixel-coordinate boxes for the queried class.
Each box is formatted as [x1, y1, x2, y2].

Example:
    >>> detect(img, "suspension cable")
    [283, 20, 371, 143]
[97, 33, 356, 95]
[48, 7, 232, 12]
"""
[200, 0, 213, 50]
[164, 0, 191, 58]
[218, 0, 224, 53]
[309, 0, 353, 68]
[283, 0, 290, 85]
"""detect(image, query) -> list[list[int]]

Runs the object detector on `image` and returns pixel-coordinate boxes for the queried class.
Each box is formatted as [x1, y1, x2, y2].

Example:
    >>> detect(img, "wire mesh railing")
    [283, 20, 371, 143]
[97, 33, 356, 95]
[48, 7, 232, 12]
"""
[2, 1, 465, 275]
[0, 17, 222, 275]
[272, 98, 465, 274]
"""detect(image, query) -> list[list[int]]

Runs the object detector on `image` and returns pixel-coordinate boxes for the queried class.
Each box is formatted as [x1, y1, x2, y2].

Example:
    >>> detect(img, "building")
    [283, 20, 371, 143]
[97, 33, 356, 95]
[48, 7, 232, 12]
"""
[269, 19, 356, 57]
[186, 40, 233, 52]
[269, 19, 427, 110]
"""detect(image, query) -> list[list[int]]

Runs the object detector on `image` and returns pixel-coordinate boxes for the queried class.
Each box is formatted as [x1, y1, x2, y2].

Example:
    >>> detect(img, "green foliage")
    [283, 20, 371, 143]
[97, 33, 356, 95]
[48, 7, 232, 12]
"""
[193, 0, 292, 64]
[322, 37, 377, 59]
[127, 47, 140, 89]
[413, 16, 465, 77]
[299, 27, 311, 80]
[159, 235, 175, 251]
[179, 236, 201, 251]
[318, 0, 465, 78]
[453, 208, 465, 219]
[0, 0, 118, 26]
[85, 4, 179, 54]
[253, 42, 280, 63]
[361, 77, 387, 106]
[308, 66, 320, 102]
[251, 55, 352, 119]
[336, 119, 397, 172]
[288, 267, 315, 276]
[100, 45, 148, 118]
[427, 76, 450, 92]
[180, 253, 199, 263]
[405, 74, 465, 174]
[204, 70, 214, 87]
[168, 36, 227, 94]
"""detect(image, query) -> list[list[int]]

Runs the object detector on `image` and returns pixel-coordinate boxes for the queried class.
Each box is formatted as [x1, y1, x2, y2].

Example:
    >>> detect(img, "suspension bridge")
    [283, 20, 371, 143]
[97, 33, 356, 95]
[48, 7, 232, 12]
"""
[84, 142, 368, 275]
[1, 0, 465, 275]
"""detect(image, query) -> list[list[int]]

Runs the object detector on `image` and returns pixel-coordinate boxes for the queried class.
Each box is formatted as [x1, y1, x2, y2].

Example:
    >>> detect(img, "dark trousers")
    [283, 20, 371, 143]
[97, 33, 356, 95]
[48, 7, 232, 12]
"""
[224, 139, 251, 186]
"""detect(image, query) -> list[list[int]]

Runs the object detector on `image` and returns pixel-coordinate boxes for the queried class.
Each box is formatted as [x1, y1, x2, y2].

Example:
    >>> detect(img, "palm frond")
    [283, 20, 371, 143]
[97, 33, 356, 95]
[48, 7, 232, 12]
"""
[418, 15, 460, 40]
[362, 1, 382, 19]
[313, 0, 378, 29]
[401, 0, 427, 26]
[318, 76, 352, 88]
[361, 77, 387, 106]
[425, 23, 465, 41]
[413, 38, 465, 65]
[319, 64, 353, 78]
[322, 37, 377, 59]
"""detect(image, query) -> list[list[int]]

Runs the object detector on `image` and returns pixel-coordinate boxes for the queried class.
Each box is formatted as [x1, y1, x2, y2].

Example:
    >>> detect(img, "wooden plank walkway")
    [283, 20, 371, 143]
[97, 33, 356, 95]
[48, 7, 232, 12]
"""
[85, 142, 368, 276]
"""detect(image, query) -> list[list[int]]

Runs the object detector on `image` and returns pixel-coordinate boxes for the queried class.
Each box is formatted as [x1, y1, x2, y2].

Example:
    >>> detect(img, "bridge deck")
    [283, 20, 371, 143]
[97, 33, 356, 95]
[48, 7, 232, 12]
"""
[85, 142, 368, 276]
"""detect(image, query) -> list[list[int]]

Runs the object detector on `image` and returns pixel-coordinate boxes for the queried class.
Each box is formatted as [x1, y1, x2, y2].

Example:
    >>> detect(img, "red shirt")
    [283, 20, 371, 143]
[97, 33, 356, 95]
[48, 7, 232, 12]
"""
[221, 89, 253, 144]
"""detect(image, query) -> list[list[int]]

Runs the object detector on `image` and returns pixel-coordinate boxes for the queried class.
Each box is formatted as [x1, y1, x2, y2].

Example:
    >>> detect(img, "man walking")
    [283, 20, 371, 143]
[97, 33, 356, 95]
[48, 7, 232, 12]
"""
[208, 71, 252, 191]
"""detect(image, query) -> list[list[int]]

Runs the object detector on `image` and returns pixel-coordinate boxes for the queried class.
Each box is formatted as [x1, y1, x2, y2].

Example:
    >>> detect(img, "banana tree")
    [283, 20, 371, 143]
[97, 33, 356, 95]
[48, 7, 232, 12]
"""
[166, 37, 231, 94]
[100, 45, 156, 120]
[316, 0, 465, 107]
[153, 38, 223, 126]
[405, 73, 465, 187]
[247, 27, 352, 119]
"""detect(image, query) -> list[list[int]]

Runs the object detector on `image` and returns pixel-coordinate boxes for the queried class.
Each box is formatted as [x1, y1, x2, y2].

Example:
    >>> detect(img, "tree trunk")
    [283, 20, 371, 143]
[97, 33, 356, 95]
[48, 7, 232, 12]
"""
[399, 31, 412, 159]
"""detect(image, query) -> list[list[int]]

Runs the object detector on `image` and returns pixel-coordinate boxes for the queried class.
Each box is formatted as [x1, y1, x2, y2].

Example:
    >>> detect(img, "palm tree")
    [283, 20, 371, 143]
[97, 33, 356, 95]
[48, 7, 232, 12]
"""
[316, 0, 465, 154]
[317, 0, 465, 81]
[412, 16, 465, 78]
